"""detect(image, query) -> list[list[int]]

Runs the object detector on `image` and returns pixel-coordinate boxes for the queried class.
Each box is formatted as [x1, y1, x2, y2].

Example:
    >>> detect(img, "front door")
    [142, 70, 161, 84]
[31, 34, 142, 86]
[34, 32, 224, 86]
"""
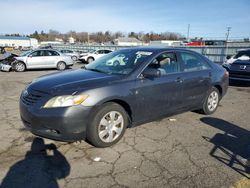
[26, 50, 46, 68]
[134, 52, 183, 123]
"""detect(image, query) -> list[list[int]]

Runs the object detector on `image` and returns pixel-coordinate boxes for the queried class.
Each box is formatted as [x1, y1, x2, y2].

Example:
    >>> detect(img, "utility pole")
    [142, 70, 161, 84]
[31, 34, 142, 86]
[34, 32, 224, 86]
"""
[87, 32, 89, 46]
[187, 24, 190, 41]
[226, 27, 231, 42]
[225, 27, 231, 60]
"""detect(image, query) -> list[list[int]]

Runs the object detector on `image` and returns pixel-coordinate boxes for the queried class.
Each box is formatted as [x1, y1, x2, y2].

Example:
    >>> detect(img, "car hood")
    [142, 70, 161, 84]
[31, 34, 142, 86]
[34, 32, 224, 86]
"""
[28, 69, 121, 95]
[232, 59, 250, 65]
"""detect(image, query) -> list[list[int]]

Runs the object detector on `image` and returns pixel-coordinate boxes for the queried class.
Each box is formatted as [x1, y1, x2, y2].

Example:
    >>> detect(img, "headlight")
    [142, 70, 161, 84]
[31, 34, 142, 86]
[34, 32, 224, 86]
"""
[43, 95, 88, 108]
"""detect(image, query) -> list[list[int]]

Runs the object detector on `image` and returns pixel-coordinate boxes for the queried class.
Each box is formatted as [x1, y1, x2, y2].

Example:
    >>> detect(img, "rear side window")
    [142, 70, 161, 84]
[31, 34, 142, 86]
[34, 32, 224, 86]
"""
[180, 52, 210, 72]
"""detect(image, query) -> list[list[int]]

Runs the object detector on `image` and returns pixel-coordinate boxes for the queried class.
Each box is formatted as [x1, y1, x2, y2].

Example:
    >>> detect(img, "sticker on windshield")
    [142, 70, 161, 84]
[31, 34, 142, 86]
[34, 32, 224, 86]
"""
[136, 51, 153, 56]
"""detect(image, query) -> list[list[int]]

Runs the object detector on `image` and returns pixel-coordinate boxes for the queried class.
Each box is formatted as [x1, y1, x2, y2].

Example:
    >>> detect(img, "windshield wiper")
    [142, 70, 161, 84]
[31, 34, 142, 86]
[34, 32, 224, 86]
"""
[85, 67, 107, 74]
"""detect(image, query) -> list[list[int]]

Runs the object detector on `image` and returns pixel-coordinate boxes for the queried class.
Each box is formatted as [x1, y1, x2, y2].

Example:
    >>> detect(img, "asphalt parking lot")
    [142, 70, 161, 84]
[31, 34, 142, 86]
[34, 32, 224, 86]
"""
[0, 63, 249, 188]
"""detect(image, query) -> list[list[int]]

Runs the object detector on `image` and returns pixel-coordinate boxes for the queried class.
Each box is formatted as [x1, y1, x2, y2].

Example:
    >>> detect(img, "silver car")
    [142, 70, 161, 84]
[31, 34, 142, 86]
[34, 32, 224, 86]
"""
[60, 49, 80, 61]
[5, 49, 74, 72]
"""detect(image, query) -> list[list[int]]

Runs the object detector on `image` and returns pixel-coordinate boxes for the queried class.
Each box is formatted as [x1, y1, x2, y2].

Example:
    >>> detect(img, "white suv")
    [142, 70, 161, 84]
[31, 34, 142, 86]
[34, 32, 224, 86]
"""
[12, 49, 73, 72]
[79, 49, 113, 63]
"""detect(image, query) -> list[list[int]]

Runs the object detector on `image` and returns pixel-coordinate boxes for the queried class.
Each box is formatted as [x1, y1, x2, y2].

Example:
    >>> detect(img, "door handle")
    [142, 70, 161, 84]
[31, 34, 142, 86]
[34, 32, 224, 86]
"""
[176, 77, 183, 83]
[209, 72, 212, 77]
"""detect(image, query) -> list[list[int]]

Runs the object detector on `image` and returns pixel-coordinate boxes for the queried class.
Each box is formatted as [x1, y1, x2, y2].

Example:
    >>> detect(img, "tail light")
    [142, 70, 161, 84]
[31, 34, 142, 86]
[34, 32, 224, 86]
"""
[224, 71, 229, 78]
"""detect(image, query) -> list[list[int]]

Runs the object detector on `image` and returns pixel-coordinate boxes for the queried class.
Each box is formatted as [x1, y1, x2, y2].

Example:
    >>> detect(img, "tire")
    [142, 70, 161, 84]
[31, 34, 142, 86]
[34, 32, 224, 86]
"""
[87, 102, 128, 147]
[14, 61, 26, 72]
[87, 57, 94, 64]
[57, 61, 66, 71]
[201, 87, 220, 115]
[72, 56, 77, 61]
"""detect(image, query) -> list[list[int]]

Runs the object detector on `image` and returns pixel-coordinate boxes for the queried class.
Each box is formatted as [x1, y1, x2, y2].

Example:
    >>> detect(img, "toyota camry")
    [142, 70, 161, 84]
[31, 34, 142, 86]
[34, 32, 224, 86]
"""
[19, 48, 229, 147]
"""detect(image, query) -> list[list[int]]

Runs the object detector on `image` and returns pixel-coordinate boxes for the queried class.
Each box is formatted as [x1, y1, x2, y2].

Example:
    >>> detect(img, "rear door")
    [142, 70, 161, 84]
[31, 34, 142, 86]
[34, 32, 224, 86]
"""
[178, 51, 212, 109]
[134, 51, 183, 122]
[43, 50, 60, 67]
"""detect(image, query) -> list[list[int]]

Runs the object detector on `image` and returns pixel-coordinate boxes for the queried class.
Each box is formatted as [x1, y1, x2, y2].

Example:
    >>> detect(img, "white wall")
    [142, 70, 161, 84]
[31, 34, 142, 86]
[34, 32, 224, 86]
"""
[0, 38, 38, 48]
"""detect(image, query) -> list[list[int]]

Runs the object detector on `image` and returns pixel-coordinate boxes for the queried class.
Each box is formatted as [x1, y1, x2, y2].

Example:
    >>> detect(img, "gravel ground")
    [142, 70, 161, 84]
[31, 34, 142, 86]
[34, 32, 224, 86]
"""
[0, 60, 249, 188]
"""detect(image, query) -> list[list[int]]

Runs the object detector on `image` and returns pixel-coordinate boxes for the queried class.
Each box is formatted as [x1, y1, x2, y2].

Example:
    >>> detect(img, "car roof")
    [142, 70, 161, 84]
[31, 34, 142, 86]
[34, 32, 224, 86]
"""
[237, 48, 250, 52]
[118, 47, 195, 54]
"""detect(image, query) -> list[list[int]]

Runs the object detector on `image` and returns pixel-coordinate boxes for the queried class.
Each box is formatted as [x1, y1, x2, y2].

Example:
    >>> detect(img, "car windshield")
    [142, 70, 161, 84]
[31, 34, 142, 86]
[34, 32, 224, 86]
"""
[235, 50, 250, 59]
[85, 49, 153, 75]
[20, 50, 32, 57]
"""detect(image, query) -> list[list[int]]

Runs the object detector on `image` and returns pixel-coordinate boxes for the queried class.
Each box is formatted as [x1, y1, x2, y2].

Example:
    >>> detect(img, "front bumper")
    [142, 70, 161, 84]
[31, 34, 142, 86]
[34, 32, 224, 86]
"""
[19, 93, 93, 142]
[228, 72, 250, 82]
[223, 65, 250, 82]
[79, 57, 87, 62]
[0, 63, 12, 72]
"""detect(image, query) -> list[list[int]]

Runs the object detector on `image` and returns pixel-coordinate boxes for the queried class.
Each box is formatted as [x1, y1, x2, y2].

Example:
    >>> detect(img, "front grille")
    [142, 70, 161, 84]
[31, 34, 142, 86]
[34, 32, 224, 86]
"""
[21, 90, 44, 106]
[230, 64, 250, 72]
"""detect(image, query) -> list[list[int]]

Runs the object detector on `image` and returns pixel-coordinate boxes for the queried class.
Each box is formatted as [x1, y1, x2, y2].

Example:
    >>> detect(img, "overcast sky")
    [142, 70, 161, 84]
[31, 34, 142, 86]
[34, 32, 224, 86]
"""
[1, 0, 250, 39]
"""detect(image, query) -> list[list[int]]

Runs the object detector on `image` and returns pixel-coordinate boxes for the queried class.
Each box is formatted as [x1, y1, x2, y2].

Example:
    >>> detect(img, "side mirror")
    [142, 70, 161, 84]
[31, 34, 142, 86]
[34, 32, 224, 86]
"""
[142, 68, 161, 78]
[226, 55, 231, 60]
[28, 54, 33, 58]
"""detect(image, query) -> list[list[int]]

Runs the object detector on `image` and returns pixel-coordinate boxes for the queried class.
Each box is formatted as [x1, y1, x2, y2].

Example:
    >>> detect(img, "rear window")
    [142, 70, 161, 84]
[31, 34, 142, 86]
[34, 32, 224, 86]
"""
[180, 52, 210, 72]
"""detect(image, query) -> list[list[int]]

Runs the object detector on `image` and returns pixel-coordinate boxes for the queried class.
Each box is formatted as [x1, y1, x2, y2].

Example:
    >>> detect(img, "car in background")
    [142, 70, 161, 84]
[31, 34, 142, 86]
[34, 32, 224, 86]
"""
[223, 49, 250, 82]
[20, 48, 228, 147]
[1, 49, 74, 72]
[79, 49, 113, 63]
[59, 49, 80, 61]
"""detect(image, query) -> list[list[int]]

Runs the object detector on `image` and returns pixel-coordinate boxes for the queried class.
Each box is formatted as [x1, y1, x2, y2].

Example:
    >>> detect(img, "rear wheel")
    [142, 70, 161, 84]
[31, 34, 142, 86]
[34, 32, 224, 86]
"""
[57, 61, 66, 71]
[72, 56, 77, 61]
[14, 62, 26, 72]
[87, 57, 94, 64]
[87, 102, 128, 147]
[201, 87, 220, 115]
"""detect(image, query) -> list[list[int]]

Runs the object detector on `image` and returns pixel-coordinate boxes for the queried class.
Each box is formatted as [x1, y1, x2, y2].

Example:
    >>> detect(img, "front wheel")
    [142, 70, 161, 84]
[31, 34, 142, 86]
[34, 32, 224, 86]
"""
[87, 103, 128, 147]
[87, 57, 94, 64]
[201, 87, 220, 115]
[14, 62, 26, 72]
[71, 56, 77, 61]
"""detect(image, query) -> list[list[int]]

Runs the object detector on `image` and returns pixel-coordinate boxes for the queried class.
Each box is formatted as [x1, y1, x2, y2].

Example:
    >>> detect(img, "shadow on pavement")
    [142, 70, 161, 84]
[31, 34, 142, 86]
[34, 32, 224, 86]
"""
[229, 80, 250, 87]
[201, 117, 250, 179]
[0, 137, 70, 188]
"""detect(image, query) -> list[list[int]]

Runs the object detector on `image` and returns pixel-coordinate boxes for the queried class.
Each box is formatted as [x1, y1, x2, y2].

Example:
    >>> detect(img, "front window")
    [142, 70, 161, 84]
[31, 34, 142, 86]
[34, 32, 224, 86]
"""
[85, 49, 153, 75]
[149, 52, 180, 75]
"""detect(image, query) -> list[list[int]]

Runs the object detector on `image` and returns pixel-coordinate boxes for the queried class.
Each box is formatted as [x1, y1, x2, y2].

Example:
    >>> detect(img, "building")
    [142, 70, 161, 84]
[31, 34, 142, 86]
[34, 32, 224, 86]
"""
[114, 37, 143, 46]
[68, 37, 75, 44]
[149, 40, 183, 46]
[0, 36, 38, 48]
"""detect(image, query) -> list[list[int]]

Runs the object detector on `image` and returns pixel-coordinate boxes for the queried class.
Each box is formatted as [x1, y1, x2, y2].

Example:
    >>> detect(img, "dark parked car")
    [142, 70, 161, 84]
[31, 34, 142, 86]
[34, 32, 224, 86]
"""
[20, 48, 229, 147]
[223, 49, 250, 82]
